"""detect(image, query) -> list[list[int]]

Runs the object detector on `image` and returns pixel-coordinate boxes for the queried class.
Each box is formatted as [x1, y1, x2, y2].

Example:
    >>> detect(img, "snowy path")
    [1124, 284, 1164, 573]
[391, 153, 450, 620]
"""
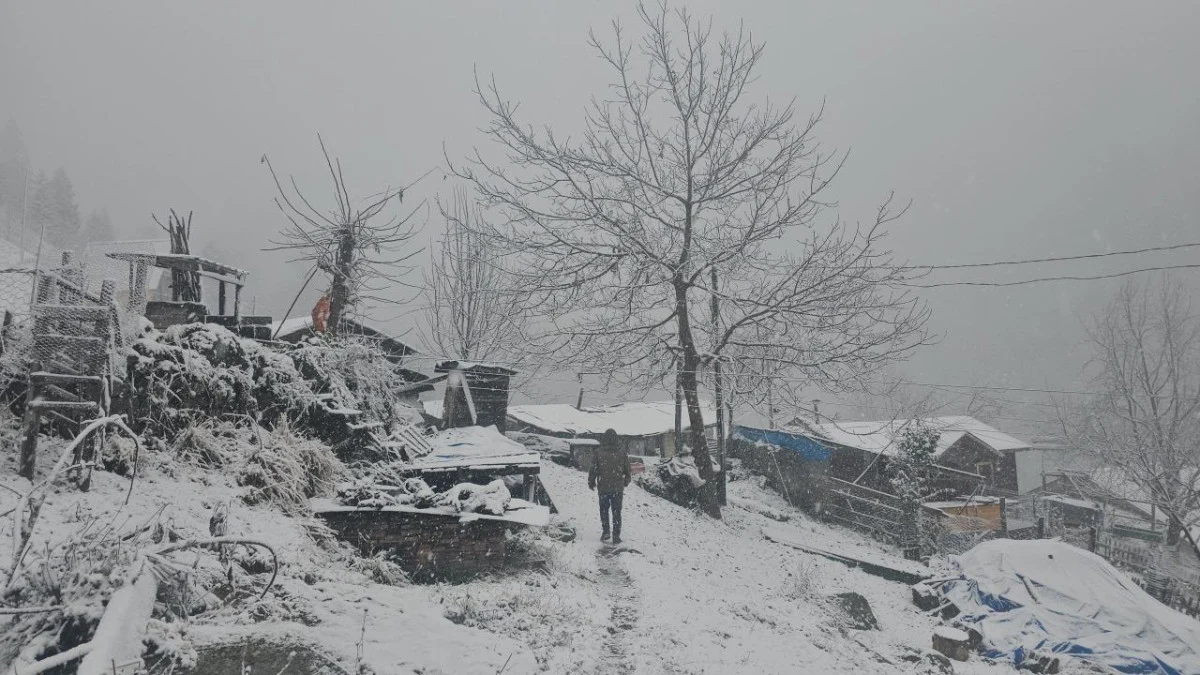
[536, 460, 1016, 675]
[596, 547, 640, 674]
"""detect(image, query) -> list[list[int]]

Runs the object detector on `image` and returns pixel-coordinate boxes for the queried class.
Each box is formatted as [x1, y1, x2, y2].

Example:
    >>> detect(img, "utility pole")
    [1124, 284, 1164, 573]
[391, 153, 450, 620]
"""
[711, 267, 726, 505]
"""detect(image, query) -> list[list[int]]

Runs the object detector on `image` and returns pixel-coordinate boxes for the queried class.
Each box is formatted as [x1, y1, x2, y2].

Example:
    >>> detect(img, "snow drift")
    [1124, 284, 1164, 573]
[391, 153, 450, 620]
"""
[937, 539, 1200, 674]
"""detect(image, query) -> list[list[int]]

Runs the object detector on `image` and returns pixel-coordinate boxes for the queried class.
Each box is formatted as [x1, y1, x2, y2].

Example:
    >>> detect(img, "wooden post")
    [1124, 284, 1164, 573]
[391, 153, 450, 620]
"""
[218, 280, 227, 316]
[233, 283, 241, 318]
[132, 261, 148, 308]
[18, 381, 42, 480]
[1089, 526, 1098, 553]
[1000, 497, 1008, 535]
[1037, 516, 1045, 539]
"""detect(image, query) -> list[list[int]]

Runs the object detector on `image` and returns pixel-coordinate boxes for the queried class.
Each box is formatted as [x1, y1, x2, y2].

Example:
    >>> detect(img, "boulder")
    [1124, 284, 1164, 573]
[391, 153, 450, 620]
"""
[932, 626, 971, 662]
[829, 592, 879, 631]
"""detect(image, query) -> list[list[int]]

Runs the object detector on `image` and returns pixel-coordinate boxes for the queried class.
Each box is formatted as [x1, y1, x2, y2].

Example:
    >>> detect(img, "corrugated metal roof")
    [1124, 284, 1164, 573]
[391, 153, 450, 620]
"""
[507, 400, 717, 437]
[788, 415, 1029, 457]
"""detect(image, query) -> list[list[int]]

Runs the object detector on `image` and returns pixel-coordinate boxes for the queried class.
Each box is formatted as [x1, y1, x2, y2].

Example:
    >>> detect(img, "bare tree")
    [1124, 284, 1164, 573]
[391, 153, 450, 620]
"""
[420, 187, 529, 362]
[454, 3, 929, 515]
[1068, 277, 1200, 548]
[263, 137, 425, 332]
[152, 209, 199, 302]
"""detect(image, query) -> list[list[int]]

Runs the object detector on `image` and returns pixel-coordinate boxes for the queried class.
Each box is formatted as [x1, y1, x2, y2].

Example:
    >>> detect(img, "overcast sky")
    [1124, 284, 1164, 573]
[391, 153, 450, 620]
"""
[4, 1, 1199, 424]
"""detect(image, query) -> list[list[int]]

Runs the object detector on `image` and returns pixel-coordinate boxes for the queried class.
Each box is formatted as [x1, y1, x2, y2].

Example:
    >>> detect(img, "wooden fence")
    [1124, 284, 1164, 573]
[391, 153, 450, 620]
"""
[823, 476, 920, 554]
[1094, 534, 1200, 618]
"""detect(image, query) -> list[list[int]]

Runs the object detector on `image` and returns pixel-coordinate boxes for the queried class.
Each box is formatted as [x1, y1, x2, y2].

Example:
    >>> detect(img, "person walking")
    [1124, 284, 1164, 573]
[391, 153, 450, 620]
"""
[588, 428, 632, 544]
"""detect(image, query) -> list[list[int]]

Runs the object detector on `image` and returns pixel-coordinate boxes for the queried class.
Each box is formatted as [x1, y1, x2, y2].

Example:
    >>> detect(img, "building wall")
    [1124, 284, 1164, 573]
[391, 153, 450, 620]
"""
[939, 435, 1018, 494]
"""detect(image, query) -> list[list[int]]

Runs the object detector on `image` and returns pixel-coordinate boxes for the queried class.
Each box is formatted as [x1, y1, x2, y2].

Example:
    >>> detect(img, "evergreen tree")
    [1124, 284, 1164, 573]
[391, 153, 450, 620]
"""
[81, 209, 115, 243]
[890, 421, 941, 557]
[27, 170, 52, 246]
[44, 168, 81, 247]
[0, 120, 31, 240]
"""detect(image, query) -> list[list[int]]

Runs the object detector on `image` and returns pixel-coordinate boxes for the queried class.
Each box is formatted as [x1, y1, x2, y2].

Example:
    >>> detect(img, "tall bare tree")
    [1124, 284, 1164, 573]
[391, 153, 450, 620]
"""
[263, 137, 425, 332]
[454, 2, 929, 515]
[1069, 277, 1200, 548]
[420, 187, 529, 362]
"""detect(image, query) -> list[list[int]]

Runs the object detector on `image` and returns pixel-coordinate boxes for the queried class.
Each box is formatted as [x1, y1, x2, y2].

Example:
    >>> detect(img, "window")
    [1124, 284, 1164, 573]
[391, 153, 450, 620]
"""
[976, 462, 994, 483]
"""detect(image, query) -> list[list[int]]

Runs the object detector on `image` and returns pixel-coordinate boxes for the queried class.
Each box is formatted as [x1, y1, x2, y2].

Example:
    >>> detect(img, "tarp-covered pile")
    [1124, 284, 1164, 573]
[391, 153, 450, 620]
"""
[933, 539, 1200, 674]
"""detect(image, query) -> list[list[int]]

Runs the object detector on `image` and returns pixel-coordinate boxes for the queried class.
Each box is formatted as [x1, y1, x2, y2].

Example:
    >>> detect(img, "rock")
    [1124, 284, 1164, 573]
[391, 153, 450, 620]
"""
[911, 582, 941, 611]
[924, 652, 955, 674]
[898, 648, 955, 675]
[1019, 652, 1061, 674]
[829, 592, 879, 631]
[932, 626, 971, 662]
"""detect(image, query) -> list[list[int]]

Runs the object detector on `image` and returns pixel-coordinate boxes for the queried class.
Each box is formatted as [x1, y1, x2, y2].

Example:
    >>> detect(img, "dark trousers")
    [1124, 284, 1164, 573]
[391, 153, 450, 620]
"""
[599, 491, 623, 537]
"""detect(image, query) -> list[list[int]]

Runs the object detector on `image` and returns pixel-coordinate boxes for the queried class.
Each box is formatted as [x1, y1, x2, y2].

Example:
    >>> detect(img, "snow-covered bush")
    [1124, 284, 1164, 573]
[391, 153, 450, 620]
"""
[0, 522, 142, 671]
[237, 422, 344, 515]
[125, 324, 420, 461]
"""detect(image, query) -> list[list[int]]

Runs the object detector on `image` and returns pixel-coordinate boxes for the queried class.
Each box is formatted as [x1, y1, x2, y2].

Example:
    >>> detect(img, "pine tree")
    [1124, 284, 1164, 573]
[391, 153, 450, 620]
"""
[0, 120, 31, 240]
[44, 168, 81, 247]
[27, 170, 52, 246]
[81, 209, 115, 243]
[890, 421, 941, 557]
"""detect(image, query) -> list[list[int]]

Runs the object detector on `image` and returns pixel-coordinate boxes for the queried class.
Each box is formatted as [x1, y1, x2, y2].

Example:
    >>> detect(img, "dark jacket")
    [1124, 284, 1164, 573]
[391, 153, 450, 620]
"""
[588, 446, 632, 493]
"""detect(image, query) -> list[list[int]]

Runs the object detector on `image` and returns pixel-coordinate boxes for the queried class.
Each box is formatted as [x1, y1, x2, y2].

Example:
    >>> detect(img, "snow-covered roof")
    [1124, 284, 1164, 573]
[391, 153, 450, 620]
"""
[793, 415, 1029, 458]
[269, 315, 418, 354]
[269, 315, 314, 339]
[406, 425, 540, 472]
[507, 400, 718, 437]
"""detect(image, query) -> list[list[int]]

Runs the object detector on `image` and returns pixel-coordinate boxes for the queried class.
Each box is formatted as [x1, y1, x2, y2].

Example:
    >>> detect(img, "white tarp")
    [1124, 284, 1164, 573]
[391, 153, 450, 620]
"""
[937, 539, 1200, 674]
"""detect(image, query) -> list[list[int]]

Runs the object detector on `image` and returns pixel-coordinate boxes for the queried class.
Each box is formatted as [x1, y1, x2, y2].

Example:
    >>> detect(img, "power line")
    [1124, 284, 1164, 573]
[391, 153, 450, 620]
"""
[912, 241, 1200, 270]
[905, 263, 1200, 288]
[403, 352, 1182, 400]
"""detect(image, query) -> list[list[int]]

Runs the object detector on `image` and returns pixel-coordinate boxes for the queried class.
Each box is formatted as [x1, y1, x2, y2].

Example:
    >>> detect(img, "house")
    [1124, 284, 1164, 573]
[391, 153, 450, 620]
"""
[506, 400, 718, 459]
[1012, 436, 1084, 494]
[434, 361, 517, 432]
[730, 425, 832, 512]
[780, 415, 1029, 496]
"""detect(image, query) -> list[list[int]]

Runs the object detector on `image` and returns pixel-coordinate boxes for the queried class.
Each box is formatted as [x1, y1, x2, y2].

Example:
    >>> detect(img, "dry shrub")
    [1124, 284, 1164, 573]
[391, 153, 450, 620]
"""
[346, 550, 410, 587]
[0, 520, 149, 671]
[783, 558, 820, 600]
[238, 421, 344, 515]
[171, 420, 243, 468]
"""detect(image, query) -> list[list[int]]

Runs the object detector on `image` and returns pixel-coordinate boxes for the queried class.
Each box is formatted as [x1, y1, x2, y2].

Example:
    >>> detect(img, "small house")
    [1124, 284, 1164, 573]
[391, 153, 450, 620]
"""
[782, 416, 1029, 496]
[506, 400, 717, 459]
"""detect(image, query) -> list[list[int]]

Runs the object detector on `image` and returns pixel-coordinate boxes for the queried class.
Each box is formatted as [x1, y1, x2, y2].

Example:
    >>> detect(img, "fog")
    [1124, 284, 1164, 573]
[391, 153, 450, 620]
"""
[4, 0, 1199, 424]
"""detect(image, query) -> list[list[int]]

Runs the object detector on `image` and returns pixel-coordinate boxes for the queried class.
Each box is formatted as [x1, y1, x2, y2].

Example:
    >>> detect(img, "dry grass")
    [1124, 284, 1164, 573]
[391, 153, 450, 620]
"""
[238, 421, 345, 515]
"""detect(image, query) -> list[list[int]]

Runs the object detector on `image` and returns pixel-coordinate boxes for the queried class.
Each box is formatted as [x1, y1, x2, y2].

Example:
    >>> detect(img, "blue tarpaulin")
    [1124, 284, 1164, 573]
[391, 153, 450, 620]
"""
[932, 539, 1200, 675]
[732, 426, 832, 462]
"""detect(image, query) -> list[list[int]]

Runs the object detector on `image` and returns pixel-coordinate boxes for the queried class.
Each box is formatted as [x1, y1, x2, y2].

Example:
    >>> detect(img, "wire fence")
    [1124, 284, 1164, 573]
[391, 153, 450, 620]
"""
[0, 251, 143, 414]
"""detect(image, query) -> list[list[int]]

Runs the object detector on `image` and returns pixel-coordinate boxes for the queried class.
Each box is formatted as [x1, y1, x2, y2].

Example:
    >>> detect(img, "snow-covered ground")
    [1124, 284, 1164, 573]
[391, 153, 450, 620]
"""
[0, 437, 537, 674]
[443, 456, 1019, 674]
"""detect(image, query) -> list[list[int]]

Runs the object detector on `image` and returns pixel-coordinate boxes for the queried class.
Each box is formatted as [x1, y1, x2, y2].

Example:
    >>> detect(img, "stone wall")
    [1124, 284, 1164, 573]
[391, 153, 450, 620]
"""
[317, 509, 510, 582]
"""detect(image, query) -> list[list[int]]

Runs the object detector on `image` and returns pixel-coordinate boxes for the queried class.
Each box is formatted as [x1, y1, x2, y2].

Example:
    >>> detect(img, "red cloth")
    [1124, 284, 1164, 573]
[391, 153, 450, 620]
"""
[311, 294, 331, 333]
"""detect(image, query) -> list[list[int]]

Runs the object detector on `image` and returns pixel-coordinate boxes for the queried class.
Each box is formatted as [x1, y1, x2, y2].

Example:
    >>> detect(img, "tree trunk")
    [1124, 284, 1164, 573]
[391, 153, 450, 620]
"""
[326, 226, 355, 334]
[712, 267, 726, 506]
[675, 279, 720, 517]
